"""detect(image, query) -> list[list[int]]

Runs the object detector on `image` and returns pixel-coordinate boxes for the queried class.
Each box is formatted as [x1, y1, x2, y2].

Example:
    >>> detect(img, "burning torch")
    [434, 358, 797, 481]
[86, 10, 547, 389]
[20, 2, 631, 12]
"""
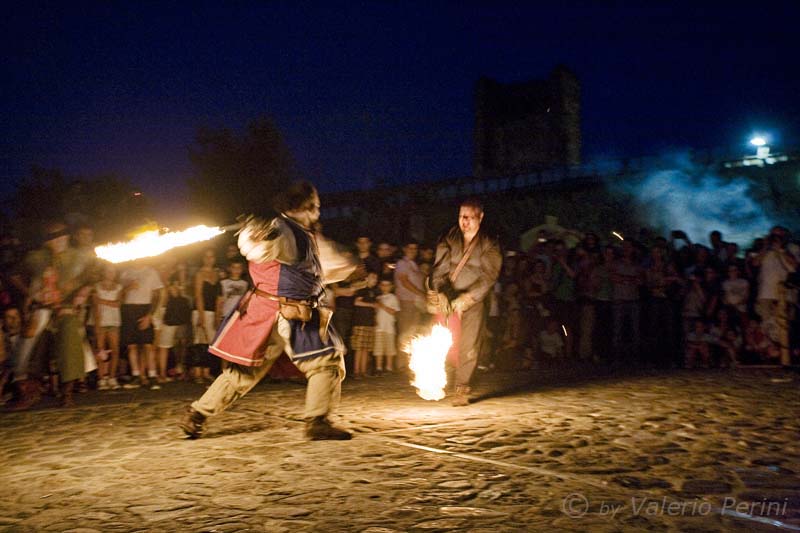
[94, 222, 244, 264]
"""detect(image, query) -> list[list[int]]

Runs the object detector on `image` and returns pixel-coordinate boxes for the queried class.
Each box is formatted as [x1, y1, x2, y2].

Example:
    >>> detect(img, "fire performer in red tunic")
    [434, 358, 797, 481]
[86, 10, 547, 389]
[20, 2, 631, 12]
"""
[180, 181, 364, 440]
[428, 198, 502, 406]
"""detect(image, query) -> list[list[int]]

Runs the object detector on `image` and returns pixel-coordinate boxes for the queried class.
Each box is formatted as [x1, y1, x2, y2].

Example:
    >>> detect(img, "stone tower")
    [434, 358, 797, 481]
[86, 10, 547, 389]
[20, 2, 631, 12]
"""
[473, 66, 581, 178]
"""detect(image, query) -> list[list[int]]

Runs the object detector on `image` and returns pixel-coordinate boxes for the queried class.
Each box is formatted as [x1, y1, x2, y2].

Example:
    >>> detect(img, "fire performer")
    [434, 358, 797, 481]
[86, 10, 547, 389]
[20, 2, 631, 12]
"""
[180, 181, 364, 440]
[428, 198, 502, 406]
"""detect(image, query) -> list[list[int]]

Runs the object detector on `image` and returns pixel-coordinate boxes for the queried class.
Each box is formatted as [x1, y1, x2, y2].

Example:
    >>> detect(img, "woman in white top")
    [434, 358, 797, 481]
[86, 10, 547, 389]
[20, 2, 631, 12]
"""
[92, 263, 123, 390]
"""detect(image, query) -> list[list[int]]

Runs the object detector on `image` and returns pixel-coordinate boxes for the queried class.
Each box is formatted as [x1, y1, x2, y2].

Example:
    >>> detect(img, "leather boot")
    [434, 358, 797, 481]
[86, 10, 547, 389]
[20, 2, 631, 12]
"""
[179, 407, 207, 439]
[6, 380, 42, 411]
[305, 416, 352, 440]
[451, 386, 471, 407]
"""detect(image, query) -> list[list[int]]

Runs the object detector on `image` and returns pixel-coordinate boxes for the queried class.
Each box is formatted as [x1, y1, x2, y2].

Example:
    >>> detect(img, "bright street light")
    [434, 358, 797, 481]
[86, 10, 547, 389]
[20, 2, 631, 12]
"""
[750, 136, 767, 147]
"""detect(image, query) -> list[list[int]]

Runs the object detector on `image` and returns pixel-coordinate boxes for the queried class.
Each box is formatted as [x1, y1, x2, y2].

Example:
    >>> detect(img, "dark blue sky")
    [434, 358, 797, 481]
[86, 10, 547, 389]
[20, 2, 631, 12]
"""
[3, 1, 799, 219]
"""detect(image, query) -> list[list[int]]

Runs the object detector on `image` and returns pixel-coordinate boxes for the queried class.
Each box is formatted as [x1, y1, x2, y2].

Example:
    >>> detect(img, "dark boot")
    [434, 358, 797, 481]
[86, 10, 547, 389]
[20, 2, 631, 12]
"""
[305, 416, 352, 440]
[6, 380, 42, 411]
[451, 386, 471, 407]
[179, 407, 207, 439]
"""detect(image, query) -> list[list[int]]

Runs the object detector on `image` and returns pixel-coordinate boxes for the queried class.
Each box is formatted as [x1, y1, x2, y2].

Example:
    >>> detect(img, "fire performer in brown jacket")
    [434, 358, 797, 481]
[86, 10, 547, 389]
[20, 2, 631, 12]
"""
[429, 198, 502, 406]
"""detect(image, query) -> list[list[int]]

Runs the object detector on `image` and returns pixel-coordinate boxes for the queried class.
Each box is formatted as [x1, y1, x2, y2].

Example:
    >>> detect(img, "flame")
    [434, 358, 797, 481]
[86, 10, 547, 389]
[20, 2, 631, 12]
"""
[95, 225, 225, 263]
[408, 325, 452, 401]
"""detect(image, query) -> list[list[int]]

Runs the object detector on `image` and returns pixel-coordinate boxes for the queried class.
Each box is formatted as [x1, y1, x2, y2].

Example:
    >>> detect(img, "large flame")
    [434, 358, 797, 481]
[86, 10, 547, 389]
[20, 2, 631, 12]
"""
[95, 225, 225, 263]
[408, 325, 452, 401]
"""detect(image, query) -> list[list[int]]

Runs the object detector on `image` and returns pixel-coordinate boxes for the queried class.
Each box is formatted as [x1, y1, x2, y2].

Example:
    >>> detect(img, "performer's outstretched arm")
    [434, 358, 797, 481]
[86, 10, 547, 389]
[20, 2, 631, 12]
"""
[237, 217, 297, 265]
[316, 233, 360, 285]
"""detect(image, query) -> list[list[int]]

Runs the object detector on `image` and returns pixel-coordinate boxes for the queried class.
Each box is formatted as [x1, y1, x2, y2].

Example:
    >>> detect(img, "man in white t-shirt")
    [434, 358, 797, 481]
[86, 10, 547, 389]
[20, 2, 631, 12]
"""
[120, 264, 164, 389]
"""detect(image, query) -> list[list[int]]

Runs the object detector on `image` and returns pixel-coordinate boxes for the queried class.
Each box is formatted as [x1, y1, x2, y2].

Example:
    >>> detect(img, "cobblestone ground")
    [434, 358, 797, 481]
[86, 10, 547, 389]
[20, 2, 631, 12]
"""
[1, 366, 799, 532]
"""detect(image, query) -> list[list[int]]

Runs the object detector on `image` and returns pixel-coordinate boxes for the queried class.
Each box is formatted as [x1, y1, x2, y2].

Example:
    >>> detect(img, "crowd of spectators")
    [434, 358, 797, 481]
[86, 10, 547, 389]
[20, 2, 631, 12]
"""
[492, 227, 799, 372]
[0, 220, 797, 410]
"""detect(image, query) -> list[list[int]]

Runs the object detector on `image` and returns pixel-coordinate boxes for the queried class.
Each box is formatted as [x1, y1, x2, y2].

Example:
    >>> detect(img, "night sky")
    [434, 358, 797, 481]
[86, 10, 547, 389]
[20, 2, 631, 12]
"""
[3, 1, 799, 219]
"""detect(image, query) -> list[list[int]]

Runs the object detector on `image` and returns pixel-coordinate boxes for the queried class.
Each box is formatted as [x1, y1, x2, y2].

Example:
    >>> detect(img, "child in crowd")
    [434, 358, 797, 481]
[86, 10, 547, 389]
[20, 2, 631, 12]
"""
[709, 308, 741, 367]
[538, 318, 565, 361]
[722, 264, 750, 327]
[218, 260, 250, 319]
[682, 275, 707, 336]
[373, 276, 400, 374]
[351, 272, 379, 378]
[158, 271, 193, 381]
[684, 319, 713, 368]
[744, 320, 779, 363]
[92, 264, 122, 390]
[717, 329, 743, 368]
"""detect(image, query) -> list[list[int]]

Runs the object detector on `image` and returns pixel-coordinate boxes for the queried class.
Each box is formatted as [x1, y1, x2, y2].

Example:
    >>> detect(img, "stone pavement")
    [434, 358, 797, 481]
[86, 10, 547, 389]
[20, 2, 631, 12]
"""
[1, 367, 799, 532]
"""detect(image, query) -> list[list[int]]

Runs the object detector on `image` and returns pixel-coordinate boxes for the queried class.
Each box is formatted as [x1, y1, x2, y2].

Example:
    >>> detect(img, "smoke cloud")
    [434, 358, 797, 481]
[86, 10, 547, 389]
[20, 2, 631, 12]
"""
[615, 152, 774, 248]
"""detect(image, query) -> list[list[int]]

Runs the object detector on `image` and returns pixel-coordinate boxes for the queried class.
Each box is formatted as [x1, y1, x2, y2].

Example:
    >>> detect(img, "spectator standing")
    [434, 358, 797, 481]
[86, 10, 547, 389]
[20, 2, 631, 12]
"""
[575, 245, 596, 360]
[550, 240, 577, 357]
[523, 259, 550, 331]
[754, 233, 797, 365]
[702, 266, 722, 322]
[682, 274, 707, 334]
[376, 241, 395, 277]
[351, 272, 379, 378]
[722, 264, 750, 327]
[611, 241, 643, 363]
[589, 246, 615, 363]
[684, 245, 715, 279]
[644, 246, 680, 366]
[355, 236, 382, 275]
[499, 282, 525, 367]
[709, 230, 728, 264]
[91, 263, 122, 390]
[581, 232, 602, 256]
[120, 260, 164, 390]
[331, 280, 357, 372]
[151, 262, 171, 384]
[1, 307, 23, 400]
[394, 240, 425, 369]
[373, 276, 400, 374]
[159, 267, 193, 380]
[191, 248, 220, 383]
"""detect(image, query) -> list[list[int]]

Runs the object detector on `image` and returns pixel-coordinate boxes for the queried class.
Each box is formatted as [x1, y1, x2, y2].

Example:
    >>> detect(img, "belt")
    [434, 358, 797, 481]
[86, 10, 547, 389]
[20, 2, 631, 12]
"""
[240, 287, 331, 342]
[253, 288, 318, 308]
